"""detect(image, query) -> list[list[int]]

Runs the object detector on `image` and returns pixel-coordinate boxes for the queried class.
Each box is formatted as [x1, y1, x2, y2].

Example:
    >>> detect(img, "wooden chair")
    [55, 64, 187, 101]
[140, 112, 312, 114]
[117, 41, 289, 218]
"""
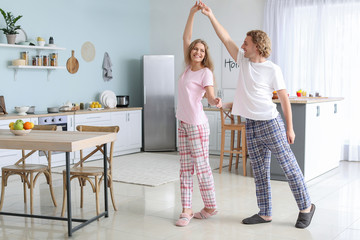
[0, 125, 58, 214]
[219, 108, 247, 175]
[61, 125, 119, 217]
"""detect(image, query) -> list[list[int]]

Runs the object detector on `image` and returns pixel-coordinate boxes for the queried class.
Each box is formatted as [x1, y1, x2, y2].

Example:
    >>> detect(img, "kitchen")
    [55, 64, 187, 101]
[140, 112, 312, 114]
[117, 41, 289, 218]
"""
[0, 0, 359, 239]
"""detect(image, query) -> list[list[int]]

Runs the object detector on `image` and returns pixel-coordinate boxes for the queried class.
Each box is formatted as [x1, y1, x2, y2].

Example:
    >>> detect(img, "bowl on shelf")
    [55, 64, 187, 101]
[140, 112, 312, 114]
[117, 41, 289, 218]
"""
[12, 59, 26, 66]
[15, 106, 29, 115]
[10, 129, 31, 136]
[37, 40, 45, 47]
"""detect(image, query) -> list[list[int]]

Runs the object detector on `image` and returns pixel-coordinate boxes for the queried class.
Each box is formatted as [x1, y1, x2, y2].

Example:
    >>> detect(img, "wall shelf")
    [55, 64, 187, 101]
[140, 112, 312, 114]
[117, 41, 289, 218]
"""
[8, 66, 66, 81]
[8, 66, 65, 70]
[1, 43, 66, 81]
[0, 43, 65, 51]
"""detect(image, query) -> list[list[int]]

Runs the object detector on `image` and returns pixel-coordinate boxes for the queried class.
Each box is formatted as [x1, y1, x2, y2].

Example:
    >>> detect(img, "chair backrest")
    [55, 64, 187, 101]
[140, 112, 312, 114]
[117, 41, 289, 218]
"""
[76, 125, 119, 133]
[74, 125, 119, 169]
[220, 108, 235, 125]
[33, 125, 57, 131]
[17, 125, 57, 165]
[220, 108, 242, 127]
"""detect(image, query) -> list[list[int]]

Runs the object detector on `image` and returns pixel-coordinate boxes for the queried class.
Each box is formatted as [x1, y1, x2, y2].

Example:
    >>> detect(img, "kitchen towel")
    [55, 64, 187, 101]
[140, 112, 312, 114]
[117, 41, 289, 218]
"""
[102, 52, 113, 81]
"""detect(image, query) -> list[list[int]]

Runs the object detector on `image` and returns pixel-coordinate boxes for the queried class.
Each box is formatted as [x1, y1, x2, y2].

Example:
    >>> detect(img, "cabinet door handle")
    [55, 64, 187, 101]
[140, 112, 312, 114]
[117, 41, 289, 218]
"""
[87, 116, 101, 119]
[334, 103, 337, 114]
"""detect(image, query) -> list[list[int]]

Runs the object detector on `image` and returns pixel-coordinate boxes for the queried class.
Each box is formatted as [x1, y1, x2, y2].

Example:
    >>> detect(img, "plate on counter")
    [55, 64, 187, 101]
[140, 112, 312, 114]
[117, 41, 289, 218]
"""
[88, 107, 104, 111]
[100, 90, 116, 108]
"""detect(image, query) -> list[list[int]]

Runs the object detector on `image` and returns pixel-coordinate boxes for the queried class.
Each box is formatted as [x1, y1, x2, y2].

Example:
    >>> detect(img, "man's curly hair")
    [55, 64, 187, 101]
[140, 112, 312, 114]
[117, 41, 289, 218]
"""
[247, 30, 271, 58]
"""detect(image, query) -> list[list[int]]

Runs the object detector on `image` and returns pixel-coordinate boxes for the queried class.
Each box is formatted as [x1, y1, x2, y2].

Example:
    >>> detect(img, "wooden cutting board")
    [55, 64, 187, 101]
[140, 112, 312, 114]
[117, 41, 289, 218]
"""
[66, 50, 79, 74]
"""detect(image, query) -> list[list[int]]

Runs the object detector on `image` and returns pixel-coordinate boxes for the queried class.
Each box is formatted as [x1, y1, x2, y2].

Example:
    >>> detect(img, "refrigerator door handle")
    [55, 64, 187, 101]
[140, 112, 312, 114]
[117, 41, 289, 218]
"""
[144, 85, 146, 105]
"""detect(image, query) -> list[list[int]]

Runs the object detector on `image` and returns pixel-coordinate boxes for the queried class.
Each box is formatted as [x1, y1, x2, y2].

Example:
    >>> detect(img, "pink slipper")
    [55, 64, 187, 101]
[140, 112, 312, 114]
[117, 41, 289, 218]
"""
[175, 213, 194, 227]
[194, 208, 218, 219]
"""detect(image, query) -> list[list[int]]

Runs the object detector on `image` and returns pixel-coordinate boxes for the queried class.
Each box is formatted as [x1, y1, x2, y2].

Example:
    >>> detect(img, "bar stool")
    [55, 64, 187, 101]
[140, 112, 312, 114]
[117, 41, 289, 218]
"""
[219, 108, 247, 175]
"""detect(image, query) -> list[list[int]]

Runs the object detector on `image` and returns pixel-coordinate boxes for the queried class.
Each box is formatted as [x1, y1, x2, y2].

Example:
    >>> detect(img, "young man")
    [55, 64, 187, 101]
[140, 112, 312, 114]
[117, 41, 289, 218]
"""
[199, 1, 315, 228]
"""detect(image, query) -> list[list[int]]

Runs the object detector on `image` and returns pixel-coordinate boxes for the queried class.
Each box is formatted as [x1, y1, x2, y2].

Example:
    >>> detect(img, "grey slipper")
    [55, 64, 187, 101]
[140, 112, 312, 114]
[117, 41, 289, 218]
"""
[295, 204, 316, 229]
[242, 214, 272, 224]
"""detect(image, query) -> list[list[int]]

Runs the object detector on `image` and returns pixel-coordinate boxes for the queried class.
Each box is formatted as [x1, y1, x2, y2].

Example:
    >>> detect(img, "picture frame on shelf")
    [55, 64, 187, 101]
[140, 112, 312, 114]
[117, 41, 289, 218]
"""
[0, 96, 7, 114]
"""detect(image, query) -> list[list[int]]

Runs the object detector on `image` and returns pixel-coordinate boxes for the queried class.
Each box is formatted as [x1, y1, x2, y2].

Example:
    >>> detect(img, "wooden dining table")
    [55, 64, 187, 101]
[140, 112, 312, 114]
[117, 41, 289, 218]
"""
[0, 129, 117, 237]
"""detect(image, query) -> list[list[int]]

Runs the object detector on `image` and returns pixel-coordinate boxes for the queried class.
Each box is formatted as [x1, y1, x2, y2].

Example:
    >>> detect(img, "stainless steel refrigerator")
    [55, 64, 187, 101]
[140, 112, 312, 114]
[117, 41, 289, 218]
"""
[143, 55, 176, 151]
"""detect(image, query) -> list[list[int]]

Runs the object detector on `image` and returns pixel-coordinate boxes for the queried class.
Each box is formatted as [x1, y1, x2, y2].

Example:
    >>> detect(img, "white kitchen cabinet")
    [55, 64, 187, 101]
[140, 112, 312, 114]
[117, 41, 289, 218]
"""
[304, 101, 343, 181]
[205, 110, 219, 153]
[73, 110, 142, 161]
[111, 110, 142, 155]
[271, 100, 344, 182]
[205, 109, 241, 155]
[74, 112, 112, 162]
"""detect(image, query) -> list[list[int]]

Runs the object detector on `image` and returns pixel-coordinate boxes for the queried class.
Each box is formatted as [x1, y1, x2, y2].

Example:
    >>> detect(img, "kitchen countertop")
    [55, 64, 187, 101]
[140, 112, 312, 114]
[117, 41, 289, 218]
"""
[272, 96, 344, 104]
[204, 97, 344, 111]
[0, 107, 143, 120]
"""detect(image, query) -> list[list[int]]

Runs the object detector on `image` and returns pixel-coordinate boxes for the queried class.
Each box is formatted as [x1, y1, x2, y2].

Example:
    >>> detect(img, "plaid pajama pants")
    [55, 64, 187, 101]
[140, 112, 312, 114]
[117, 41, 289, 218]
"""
[246, 115, 311, 216]
[178, 121, 217, 209]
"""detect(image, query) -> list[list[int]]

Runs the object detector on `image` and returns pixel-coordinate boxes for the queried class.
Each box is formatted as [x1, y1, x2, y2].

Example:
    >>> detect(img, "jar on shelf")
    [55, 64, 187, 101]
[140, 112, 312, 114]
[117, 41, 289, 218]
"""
[36, 55, 42, 66]
[43, 55, 49, 66]
[32, 57, 38, 66]
[20, 51, 29, 65]
[50, 53, 58, 66]
[50, 58, 56, 66]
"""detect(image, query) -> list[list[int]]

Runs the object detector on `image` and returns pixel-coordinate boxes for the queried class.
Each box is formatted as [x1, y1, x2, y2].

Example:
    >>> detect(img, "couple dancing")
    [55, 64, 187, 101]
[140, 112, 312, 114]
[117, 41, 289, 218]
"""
[175, 1, 315, 229]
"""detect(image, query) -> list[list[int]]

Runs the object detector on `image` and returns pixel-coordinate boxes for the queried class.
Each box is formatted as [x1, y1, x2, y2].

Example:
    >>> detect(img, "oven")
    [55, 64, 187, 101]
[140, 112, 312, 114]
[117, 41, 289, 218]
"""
[38, 115, 68, 131]
[38, 115, 71, 167]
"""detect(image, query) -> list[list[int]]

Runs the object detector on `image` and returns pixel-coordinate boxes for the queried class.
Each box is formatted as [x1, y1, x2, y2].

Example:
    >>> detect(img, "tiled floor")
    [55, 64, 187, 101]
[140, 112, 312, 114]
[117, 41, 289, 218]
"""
[0, 153, 360, 240]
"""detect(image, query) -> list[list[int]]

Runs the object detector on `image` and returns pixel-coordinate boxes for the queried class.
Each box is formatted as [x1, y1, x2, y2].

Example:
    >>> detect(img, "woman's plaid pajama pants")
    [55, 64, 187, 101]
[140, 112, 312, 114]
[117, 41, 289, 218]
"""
[178, 121, 217, 209]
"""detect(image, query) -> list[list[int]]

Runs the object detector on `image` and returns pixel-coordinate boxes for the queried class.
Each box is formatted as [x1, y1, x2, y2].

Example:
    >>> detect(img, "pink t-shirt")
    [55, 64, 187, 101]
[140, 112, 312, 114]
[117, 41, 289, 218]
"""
[176, 66, 214, 125]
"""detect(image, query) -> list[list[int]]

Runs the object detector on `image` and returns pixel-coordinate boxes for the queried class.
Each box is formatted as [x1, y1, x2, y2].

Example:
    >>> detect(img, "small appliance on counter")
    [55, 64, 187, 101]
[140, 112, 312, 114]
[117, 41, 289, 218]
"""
[47, 107, 59, 113]
[116, 95, 129, 107]
[26, 106, 35, 114]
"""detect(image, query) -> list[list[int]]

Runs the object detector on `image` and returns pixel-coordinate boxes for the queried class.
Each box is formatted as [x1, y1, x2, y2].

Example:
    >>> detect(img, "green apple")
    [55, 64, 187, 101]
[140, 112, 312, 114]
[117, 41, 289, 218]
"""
[14, 121, 24, 130]
[15, 119, 24, 124]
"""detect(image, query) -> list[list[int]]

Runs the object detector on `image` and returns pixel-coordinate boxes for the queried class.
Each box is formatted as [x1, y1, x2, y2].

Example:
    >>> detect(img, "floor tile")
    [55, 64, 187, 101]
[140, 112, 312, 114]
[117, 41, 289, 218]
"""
[0, 154, 359, 239]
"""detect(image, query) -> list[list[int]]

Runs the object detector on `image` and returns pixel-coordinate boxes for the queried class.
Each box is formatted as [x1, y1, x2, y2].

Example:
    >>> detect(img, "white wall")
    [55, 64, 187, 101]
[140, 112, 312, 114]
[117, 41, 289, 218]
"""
[149, 0, 266, 103]
[0, 0, 265, 112]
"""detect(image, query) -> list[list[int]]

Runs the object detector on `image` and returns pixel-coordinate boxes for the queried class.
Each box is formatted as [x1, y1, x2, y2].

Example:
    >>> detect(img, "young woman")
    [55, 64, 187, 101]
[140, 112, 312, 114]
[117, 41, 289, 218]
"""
[175, 2, 222, 227]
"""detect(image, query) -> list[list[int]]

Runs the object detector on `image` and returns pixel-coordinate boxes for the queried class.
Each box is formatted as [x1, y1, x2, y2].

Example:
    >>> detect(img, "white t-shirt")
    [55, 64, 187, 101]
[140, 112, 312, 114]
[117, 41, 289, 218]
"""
[231, 50, 286, 120]
[176, 66, 214, 125]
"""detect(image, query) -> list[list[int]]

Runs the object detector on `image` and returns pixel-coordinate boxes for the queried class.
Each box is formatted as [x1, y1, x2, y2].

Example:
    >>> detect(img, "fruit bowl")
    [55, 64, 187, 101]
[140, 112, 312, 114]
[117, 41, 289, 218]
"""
[10, 129, 32, 136]
[15, 106, 29, 116]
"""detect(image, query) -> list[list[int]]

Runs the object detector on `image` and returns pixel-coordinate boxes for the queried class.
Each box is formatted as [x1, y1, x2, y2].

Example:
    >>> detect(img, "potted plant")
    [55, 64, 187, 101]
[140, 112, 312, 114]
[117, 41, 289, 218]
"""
[0, 8, 22, 44]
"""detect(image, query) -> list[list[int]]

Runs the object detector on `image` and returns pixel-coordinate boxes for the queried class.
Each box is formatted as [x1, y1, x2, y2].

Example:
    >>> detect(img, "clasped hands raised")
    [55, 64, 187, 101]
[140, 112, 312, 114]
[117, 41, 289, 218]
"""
[190, 0, 212, 16]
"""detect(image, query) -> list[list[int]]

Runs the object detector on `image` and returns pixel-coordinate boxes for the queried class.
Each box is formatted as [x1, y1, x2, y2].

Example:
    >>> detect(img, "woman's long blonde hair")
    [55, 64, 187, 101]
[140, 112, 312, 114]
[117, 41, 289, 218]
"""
[185, 39, 216, 89]
[185, 39, 214, 72]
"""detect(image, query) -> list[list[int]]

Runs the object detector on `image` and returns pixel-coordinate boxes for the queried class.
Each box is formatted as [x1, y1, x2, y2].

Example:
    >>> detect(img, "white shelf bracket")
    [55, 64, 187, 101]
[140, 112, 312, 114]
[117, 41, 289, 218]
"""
[13, 69, 18, 81]
[47, 69, 51, 81]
